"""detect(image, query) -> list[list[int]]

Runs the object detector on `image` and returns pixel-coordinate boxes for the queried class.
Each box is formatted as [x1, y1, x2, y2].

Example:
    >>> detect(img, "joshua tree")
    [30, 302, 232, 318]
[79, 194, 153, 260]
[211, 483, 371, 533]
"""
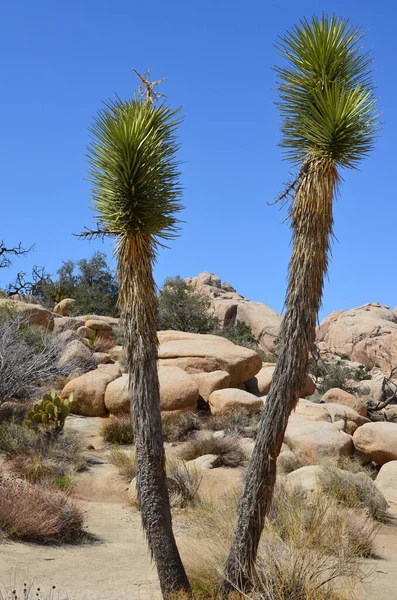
[222, 15, 379, 594]
[84, 77, 190, 597]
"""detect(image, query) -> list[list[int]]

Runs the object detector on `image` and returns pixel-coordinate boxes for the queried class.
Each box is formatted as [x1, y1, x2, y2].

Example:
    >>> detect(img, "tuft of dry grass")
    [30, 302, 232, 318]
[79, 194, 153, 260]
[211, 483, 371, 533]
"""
[108, 447, 136, 481]
[178, 435, 246, 468]
[0, 475, 85, 543]
[101, 416, 134, 445]
[205, 408, 260, 438]
[167, 460, 202, 508]
[0, 582, 70, 600]
[317, 466, 388, 522]
[162, 412, 199, 442]
[179, 482, 379, 599]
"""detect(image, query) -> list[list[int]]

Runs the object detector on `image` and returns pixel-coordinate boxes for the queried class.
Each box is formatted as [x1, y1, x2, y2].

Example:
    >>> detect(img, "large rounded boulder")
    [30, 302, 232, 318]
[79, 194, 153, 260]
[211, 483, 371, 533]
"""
[61, 363, 121, 417]
[353, 422, 397, 465]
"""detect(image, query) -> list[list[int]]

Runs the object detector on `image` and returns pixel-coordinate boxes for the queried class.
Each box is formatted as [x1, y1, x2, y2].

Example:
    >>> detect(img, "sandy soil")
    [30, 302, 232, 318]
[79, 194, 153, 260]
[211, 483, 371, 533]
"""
[1, 415, 397, 600]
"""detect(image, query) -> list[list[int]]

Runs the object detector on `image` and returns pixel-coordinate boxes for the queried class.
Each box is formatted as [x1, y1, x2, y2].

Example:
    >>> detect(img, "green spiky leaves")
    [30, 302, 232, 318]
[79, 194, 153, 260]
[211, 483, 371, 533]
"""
[87, 98, 183, 243]
[275, 14, 379, 167]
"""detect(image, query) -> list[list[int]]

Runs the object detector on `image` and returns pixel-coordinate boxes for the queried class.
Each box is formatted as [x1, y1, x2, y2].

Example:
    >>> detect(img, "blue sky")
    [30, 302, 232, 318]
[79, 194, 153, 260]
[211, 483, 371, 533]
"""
[0, 0, 394, 320]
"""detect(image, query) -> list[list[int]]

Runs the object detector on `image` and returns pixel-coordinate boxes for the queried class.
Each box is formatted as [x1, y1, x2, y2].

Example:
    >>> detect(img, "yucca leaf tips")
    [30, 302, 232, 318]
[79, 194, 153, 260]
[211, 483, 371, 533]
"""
[275, 14, 380, 167]
[87, 97, 183, 242]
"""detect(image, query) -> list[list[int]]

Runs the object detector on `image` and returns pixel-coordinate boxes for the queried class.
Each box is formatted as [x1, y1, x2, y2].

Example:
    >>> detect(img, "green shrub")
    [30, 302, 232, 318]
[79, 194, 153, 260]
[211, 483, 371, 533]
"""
[162, 412, 199, 442]
[217, 321, 276, 362]
[158, 277, 219, 334]
[101, 416, 134, 445]
[178, 435, 246, 468]
[25, 390, 74, 432]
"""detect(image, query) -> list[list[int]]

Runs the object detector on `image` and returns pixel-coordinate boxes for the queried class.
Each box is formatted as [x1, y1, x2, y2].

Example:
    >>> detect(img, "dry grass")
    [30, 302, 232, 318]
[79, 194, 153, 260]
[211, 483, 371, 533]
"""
[317, 466, 388, 522]
[100, 416, 134, 445]
[178, 435, 246, 468]
[108, 446, 136, 481]
[0, 475, 85, 543]
[167, 459, 202, 508]
[178, 483, 379, 599]
[205, 408, 260, 438]
[0, 582, 70, 600]
[162, 412, 199, 442]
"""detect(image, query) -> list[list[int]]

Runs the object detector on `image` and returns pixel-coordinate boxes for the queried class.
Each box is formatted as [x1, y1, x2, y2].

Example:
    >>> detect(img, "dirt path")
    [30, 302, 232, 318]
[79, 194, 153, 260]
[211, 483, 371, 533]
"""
[1, 415, 397, 600]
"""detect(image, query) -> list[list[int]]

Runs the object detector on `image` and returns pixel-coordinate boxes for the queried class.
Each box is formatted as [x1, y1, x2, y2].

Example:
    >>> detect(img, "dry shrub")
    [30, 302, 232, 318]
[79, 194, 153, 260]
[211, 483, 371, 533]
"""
[0, 475, 85, 543]
[167, 459, 202, 508]
[101, 416, 134, 445]
[162, 412, 199, 442]
[108, 446, 136, 481]
[179, 435, 246, 468]
[206, 408, 260, 438]
[180, 483, 379, 599]
[318, 466, 388, 522]
[0, 582, 69, 600]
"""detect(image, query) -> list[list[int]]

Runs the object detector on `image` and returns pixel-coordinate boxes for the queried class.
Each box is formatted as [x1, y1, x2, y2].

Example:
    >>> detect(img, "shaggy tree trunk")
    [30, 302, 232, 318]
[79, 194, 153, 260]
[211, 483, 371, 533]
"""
[221, 159, 338, 595]
[118, 235, 191, 598]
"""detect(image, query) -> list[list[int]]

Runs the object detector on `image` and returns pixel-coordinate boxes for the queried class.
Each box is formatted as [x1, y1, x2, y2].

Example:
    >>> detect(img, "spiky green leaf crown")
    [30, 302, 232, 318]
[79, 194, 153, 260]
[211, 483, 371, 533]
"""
[87, 98, 183, 241]
[275, 14, 379, 167]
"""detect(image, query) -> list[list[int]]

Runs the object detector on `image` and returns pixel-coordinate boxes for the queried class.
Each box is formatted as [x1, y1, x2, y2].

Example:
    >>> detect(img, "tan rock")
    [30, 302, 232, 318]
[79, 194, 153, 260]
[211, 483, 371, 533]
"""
[94, 352, 112, 365]
[59, 340, 95, 371]
[235, 302, 282, 354]
[158, 332, 262, 386]
[317, 302, 397, 374]
[0, 298, 54, 330]
[324, 403, 369, 435]
[246, 366, 315, 398]
[375, 461, 397, 505]
[286, 465, 322, 494]
[277, 450, 300, 473]
[53, 317, 84, 333]
[192, 370, 231, 401]
[209, 388, 263, 415]
[53, 298, 76, 316]
[77, 326, 94, 339]
[85, 319, 112, 332]
[294, 399, 331, 422]
[81, 315, 119, 326]
[353, 422, 397, 465]
[105, 374, 129, 414]
[322, 388, 367, 417]
[61, 363, 122, 417]
[285, 418, 354, 465]
[159, 366, 199, 412]
[187, 454, 220, 469]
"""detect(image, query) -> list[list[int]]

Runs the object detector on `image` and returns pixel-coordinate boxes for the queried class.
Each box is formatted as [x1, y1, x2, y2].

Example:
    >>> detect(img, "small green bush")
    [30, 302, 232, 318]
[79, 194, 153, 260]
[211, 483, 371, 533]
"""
[162, 412, 199, 442]
[217, 321, 276, 362]
[101, 416, 134, 445]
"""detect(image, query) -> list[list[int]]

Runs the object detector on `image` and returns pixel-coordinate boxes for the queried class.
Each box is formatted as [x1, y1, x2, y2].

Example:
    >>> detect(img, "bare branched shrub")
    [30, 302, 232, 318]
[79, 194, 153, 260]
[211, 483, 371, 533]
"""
[0, 474, 85, 543]
[178, 435, 246, 468]
[0, 582, 70, 600]
[167, 460, 202, 508]
[0, 310, 84, 405]
[162, 412, 200, 442]
[180, 484, 379, 599]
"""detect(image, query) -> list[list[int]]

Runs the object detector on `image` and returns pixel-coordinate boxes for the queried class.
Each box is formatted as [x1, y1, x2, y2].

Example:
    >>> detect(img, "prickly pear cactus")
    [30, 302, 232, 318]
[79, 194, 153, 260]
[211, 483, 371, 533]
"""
[25, 390, 74, 431]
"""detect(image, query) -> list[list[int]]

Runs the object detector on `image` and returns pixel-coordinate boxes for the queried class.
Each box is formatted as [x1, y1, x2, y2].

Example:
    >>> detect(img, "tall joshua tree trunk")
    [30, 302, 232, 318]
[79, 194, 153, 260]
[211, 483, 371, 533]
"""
[222, 159, 338, 594]
[118, 234, 190, 598]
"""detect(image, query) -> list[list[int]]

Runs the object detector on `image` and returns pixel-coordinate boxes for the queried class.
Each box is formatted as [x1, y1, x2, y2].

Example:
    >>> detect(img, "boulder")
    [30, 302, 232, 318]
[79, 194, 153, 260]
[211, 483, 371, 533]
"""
[285, 418, 354, 465]
[94, 352, 112, 365]
[59, 340, 95, 371]
[104, 374, 129, 414]
[353, 422, 397, 465]
[158, 331, 262, 386]
[61, 363, 122, 417]
[85, 319, 112, 332]
[208, 388, 263, 415]
[192, 370, 231, 401]
[187, 454, 220, 469]
[294, 399, 331, 422]
[82, 315, 119, 326]
[317, 302, 397, 374]
[185, 272, 282, 353]
[322, 388, 367, 417]
[286, 465, 323, 494]
[77, 326, 94, 339]
[159, 366, 199, 412]
[55, 329, 80, 346]
[323, 403, 369, 435]
[53, 298, 76, 316]
[53, 317, 84, 333]
[375, 461, 397, 505]
[277, 450, 300, 473]
[246, 366, 315, 398]
[0, 298, 54, 330]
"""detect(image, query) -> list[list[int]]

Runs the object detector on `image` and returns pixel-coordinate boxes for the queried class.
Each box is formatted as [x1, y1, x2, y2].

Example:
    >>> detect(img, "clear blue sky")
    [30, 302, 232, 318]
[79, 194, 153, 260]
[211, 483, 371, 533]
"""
[0, 0, 394, 319]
